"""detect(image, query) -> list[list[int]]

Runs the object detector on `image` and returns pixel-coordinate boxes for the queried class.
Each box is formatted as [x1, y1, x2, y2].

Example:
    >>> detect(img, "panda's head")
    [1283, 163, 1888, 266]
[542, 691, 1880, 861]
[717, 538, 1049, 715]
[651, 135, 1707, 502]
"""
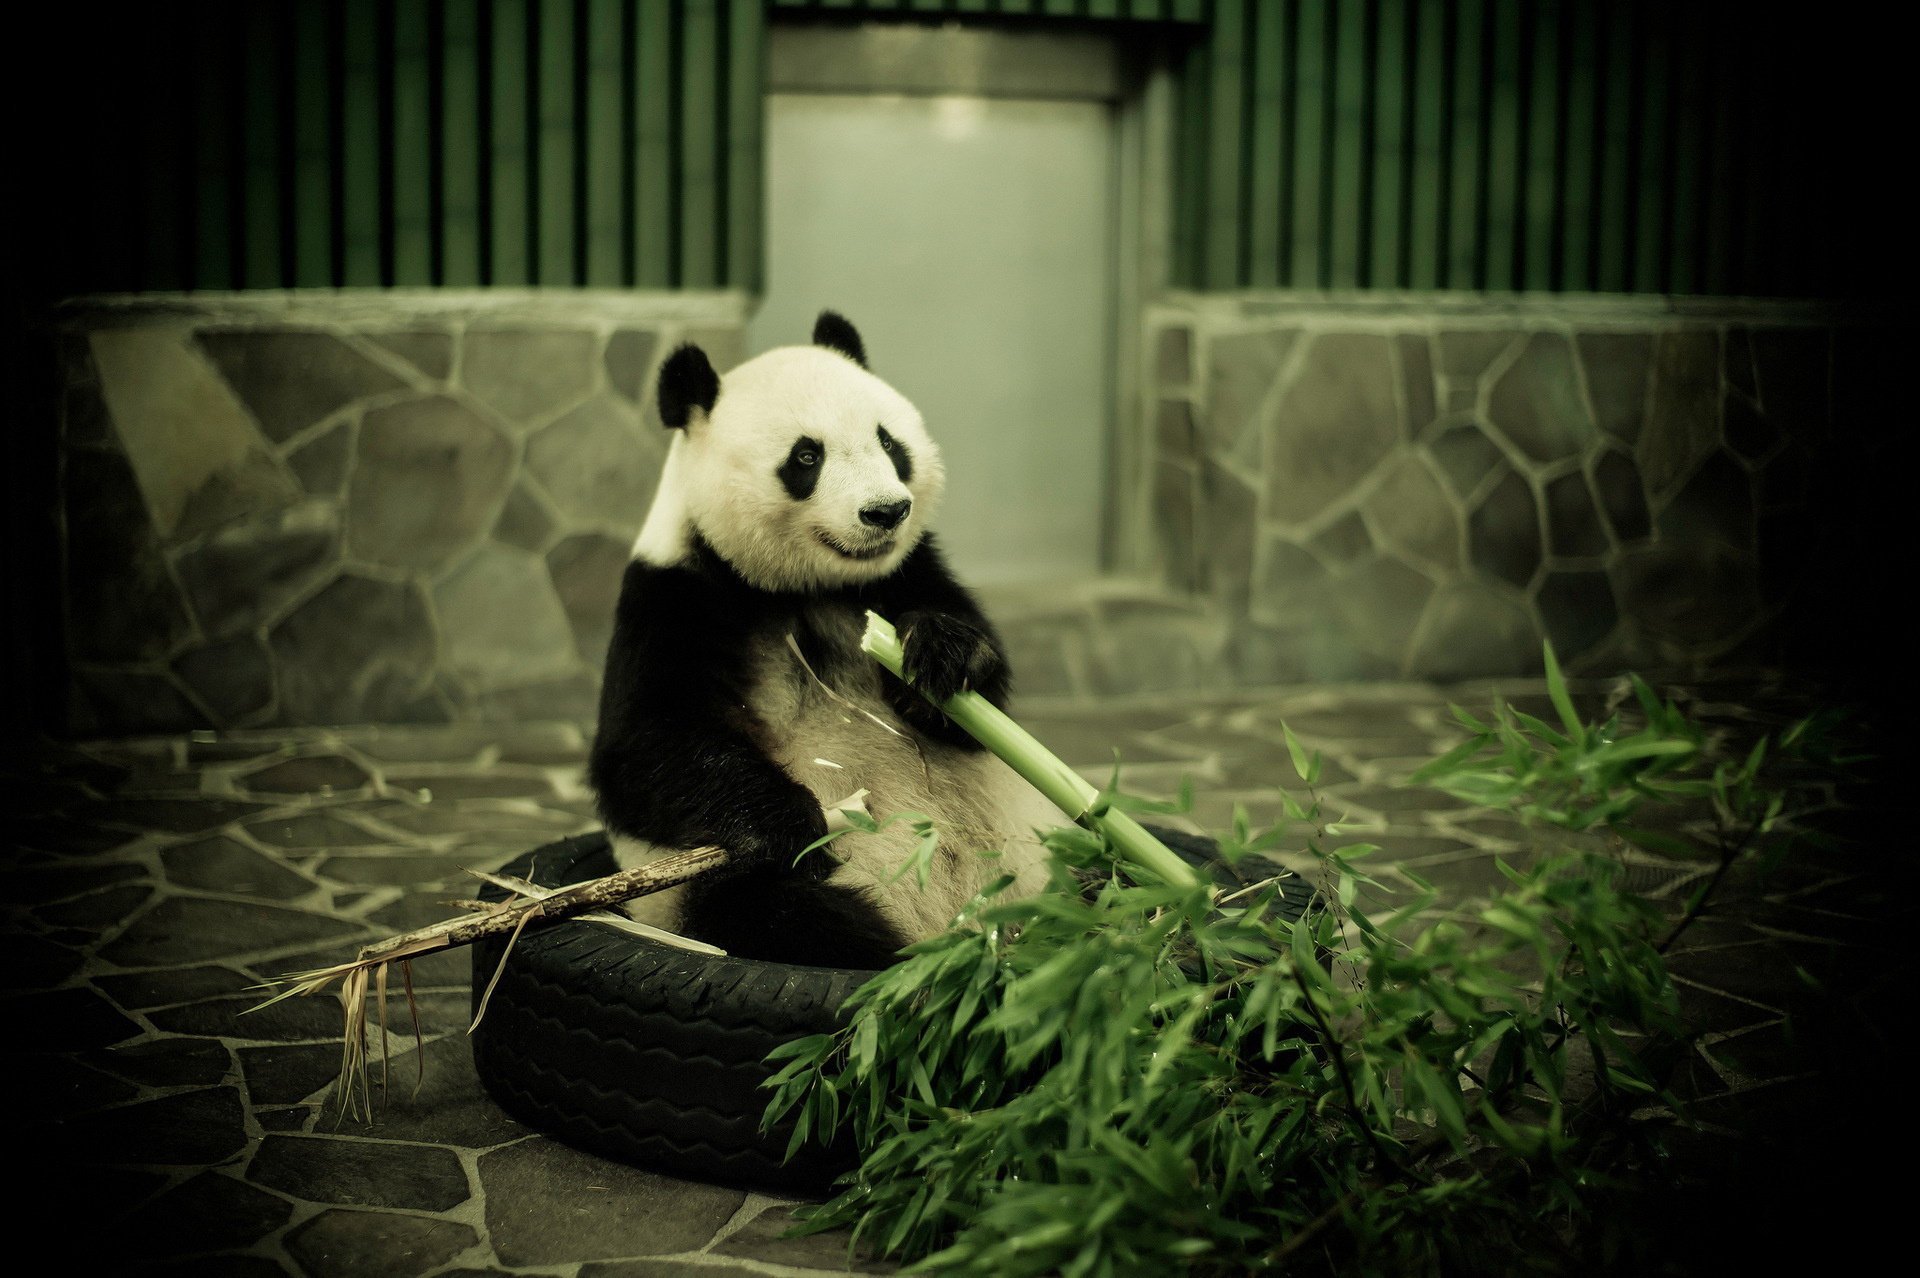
[638, 311, 946, 593]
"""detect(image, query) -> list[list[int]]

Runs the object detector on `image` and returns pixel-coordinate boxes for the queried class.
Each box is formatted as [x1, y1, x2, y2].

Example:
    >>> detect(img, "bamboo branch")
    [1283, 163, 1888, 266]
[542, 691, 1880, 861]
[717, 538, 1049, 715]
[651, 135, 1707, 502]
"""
[252, 843, 731, 1011]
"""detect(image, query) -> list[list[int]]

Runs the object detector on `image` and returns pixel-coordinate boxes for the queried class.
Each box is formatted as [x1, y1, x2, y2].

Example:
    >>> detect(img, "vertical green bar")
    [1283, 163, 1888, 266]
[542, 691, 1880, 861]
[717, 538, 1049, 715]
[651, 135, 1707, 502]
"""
[1088, 0, 1122, 17]
[242, 4, 283, 287]
[1445, 0, 1482, 289]
[1170, 34, 1209, 286]
[1737, 16, 1772, 295]
[1700, 3, 1739, 295]
[1327, 0, 1367, 288]
[491, 0, 530, 285]
[1203, 0, 1245, 289]
[393, 0, 432, 286]
[1289, 0, 1325, 287]
[727, 0, 765, 292]
[1593, 7, 1633, 292]
[1247, 0, 1286, 288]
[1631, 6, 1669, 293]
[141, 16, 190, 290]
[442, 1, 482, 287]
[79, 66, 119, 291]
[1368, 0, 1406, 290]
[192, 11, 233, 289]
[291, 2, 334, 287]
[1174, 0, 1206, 21]
[1406, 0, 1444, 289]
[680, 0, 720, 288]
[1556, 2, 1595, 292]
[1482, 0, 1519, 291]
[537, 0, 576, 286]
[342, 0, 382, 286]
[585, 0, 624, 287]
[1521, 2, 1556, 292]
[1664, 4, 1705, 294]
[634, 0, 674, 287]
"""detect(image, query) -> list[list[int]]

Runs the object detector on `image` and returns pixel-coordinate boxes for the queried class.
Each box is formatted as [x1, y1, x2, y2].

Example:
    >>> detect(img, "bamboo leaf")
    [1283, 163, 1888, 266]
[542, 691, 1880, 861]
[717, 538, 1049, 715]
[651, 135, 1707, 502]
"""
[1282, 723, 1312, 784]
[1542, 640, 1583, 738]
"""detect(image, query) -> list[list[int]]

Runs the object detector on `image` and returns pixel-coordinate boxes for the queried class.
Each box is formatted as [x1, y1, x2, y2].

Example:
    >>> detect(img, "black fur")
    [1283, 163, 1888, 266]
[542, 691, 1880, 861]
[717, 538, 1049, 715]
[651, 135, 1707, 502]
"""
[680, 875, 909, 971]
[658, 344, 720, 428]
[877, 425, 913, 482]
[778, 436, 824, 501]
[590, 555, 833, 882]
[590, 532, 1008, 967]
[812, 310, 867, 367]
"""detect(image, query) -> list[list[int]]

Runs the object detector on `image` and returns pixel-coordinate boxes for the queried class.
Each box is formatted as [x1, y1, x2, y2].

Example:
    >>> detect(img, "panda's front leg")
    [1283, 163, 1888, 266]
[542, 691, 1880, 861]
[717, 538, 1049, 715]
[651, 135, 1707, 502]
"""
[890, 609, 1010, 749]
[591, 564, 838, 884]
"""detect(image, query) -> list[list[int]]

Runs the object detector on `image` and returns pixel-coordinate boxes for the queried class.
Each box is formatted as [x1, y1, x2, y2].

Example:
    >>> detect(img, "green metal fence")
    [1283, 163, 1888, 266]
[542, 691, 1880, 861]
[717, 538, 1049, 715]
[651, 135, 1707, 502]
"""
[767, 0, 1207, 20]
[1172, 0, 1838, 296]
[55, 0, 1848, 299]
[67, 0, 763, 293]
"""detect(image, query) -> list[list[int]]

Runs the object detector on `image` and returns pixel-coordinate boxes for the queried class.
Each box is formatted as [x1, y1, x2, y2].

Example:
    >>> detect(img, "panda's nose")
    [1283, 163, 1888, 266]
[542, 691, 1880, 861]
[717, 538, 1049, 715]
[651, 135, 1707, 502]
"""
[860, 499, 912, 531]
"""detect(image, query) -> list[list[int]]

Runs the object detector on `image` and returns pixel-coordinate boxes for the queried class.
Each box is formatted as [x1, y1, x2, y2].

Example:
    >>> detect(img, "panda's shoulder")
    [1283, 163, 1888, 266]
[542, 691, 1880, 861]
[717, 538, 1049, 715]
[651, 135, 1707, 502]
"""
[614, 539, 775, 632]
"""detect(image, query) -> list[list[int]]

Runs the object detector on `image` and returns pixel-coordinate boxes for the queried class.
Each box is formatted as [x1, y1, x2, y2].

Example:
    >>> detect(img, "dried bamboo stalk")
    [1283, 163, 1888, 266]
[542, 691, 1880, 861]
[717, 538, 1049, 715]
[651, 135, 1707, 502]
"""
[362, 843, 730, 960]
[252, 843, 732, 1009]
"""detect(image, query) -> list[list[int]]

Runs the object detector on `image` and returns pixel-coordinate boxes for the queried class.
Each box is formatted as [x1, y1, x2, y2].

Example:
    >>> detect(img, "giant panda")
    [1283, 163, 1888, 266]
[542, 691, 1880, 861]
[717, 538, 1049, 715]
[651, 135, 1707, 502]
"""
[588, 311, 1063, 970]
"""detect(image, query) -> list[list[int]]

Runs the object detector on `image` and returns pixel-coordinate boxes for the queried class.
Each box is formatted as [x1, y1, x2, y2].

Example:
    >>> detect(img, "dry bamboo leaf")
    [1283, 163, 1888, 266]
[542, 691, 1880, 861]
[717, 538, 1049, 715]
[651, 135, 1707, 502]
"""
[470, 903, 542, 1034]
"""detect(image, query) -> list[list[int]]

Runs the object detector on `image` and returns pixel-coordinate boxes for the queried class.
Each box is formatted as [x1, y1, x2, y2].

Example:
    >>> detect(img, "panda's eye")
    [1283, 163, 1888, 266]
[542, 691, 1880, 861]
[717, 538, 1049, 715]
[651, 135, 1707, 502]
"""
[876, 424, 913, 482]
[791, 442, 821, 467]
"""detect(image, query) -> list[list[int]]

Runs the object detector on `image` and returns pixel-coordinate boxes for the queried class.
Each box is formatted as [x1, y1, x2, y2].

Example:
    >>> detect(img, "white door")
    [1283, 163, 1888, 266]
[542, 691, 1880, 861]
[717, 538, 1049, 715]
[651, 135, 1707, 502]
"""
[750, 92, 1115, 585]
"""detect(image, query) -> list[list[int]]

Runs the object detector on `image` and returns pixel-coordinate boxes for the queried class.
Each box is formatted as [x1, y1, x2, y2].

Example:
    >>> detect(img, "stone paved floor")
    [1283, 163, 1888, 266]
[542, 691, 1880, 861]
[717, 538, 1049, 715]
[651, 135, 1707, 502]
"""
[5, 680, 1895, 1274]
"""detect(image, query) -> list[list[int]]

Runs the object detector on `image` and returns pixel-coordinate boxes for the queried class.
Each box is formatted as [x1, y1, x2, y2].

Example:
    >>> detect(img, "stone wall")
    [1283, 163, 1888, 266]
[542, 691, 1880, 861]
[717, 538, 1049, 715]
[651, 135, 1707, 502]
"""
[55, 293, 748, 734]
[1130, 295, 1872, 684]
[45, 289, 1885, 734]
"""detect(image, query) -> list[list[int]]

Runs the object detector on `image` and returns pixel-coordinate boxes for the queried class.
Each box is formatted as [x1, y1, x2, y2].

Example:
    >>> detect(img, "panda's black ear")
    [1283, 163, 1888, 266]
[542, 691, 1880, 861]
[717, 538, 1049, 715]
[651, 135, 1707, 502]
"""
[812, 310, 867, 368]
[657, 343, 719, 429]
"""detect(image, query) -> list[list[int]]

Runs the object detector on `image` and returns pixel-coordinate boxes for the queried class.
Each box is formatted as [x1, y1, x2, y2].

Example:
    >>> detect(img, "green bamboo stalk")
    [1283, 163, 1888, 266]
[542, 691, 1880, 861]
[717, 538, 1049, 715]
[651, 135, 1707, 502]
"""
[860, 612, 1202, 889]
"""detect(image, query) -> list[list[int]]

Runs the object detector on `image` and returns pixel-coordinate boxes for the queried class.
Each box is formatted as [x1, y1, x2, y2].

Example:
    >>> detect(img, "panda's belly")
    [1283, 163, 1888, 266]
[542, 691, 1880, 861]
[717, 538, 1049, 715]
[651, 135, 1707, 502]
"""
[608, 613, 1066, 949]
[747, 621, 1063, 941]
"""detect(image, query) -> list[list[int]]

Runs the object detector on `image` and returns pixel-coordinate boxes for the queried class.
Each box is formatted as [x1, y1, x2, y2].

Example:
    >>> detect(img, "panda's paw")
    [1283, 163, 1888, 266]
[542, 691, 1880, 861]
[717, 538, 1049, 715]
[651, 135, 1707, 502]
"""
[900, 610, 1005, 705]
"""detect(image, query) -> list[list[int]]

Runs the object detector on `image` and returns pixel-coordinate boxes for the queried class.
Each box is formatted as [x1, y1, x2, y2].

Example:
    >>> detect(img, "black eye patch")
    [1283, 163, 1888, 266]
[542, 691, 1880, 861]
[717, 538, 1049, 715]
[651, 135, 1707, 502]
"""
[778, 436, 824, 500]
[877, 426, 913, 483]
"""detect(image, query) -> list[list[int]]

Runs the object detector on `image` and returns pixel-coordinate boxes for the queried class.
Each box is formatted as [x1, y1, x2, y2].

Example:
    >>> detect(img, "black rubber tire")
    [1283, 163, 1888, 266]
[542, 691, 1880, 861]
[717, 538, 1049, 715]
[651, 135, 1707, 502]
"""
[470, 827, 1312, 1193]
[470, 831, 870, 1191]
